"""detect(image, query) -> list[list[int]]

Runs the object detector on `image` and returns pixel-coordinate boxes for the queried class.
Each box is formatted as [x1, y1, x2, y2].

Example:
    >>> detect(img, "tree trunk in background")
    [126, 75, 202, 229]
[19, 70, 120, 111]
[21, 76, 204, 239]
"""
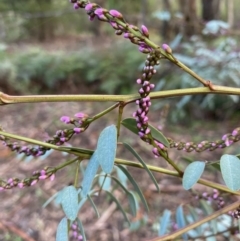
[180, 0, 199, 37]
[161, 0, 172, 40]
[202, 0, 220, 21]
[227, 0, 234, 29]
[37, 0, 54, 42]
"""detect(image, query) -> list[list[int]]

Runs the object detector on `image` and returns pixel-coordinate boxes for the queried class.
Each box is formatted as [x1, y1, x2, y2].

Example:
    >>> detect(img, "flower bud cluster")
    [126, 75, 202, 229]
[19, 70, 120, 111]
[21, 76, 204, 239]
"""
[70, 222, 83, 240]
[133, 53, 166, 157]
[0, 112, 88, 158]
[168, 127, 240, 152]
[194, 189, 225, 209]
[0, 168, 55, 191]
[69, 1, 153, 54]
[230, 206, 240, 219]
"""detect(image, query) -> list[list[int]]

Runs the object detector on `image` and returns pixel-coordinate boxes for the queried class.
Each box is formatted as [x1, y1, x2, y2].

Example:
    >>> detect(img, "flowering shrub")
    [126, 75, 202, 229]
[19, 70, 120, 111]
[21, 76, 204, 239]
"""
[1, 1, 240, 240]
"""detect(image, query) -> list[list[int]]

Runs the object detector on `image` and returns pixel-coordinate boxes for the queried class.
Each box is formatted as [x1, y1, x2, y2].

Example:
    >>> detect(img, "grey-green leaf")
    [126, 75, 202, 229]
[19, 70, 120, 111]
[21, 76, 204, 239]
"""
[123, 142, 160, 192]
[121, 118, 169, 147]
[96, 125, 117, 174]
[182, 161, 205, 190]
[105, 190, 130, 226]
[56, 217, 68, 241]
[61, 186, 78, 221]
[117, 165, 149, 212]
[127, 191, 139, 217]
[220, 154, 240, 191]
[77, 218, 87, 241]
[81, 151, 99, 197]
[176, 205, 188, 240]
[159, 209, 171, 236]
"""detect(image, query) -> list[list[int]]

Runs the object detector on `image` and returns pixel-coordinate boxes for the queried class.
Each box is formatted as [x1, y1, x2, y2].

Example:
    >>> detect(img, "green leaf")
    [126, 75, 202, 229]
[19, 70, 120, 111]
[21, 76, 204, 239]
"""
[98, 173, 112, 191]
[116, 166, 128, 187]
[87, 194, 100, 218]
[56, 217, 68, 241]
[182, 161, 205, 190]
[176, 205, 188, 240]
[96, 125, 117, 174]
[123, 142, 160, 192]
[111, 176, 129, 194]
[127, 191, 139, 217]
[77, 218, 87, 241]
[159, 209, 171, 236]
[42, 192, 58, 208]
[121, 118, 169, 147]
[117, 165, 149, 212]
[220, 154, 240, 191]
[61, 186, 78, 221]
[81, 151, 99, 197]
[105, 190, 130, 226]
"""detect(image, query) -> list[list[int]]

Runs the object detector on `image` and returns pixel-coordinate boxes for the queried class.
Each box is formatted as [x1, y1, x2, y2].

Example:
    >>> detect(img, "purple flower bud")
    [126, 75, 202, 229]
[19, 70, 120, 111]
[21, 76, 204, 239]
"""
[78, 235, 83, 240]
[109, 10, 123, 18]
[50, 174, 55, 181]
[74, 127, 82, 134]
[94, 8, 105, 16]
[60, 116, 71, 124]
[232, 129, 238, 136]
[73, 3, 80, 10]
[31, 180, 38, 186]
[138, 131, 145, 138]
[145, 128, 150, 135]
[150, 84, 155, 89]
[89, 15, 95, 21]
[123, 33, 130, 39]
[136, 100, 140, 105]
[39, 175, 47, 180]
[139, 88, 144, 94]
[138, 46, 150, 54]
[141, 25, 149, 37]
[85, 3, 94, 11]
[0, 187, 4, 191]
[136, 79, 142, 84]
[110, 21, 118, 29]
[40, 170, 46, 176]
[75, 112, 87, 118]
[162, 44, 172, 54]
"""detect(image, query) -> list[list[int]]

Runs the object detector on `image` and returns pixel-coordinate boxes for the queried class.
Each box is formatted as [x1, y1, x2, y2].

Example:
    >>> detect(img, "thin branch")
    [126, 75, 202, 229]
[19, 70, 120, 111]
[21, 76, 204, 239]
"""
[1, 85, 240, 105]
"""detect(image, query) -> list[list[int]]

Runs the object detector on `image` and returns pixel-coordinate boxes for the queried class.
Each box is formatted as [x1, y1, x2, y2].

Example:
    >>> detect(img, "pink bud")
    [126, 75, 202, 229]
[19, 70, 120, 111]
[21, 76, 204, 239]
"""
[85, 3, 93, 11]
[39, 175, 47, 180]
[74, 112, 87, 118]
[60, 116, 71, 124]
[109, 10, 123, 18]
[162, 44, 172, 54]
[73, 3, 79, 10]
[74, 127, 82, 134]
[50, 174, 55, 181]
[31, 180, 38, 186]
[94, 8, 105, 16]
[141, 25, 149, 37]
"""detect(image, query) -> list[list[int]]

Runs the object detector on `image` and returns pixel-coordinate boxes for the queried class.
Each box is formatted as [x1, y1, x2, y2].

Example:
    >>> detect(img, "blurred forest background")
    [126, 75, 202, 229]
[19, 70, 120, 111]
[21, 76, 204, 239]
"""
[0, 0, 240, 121]
[1, 2, 240, 240]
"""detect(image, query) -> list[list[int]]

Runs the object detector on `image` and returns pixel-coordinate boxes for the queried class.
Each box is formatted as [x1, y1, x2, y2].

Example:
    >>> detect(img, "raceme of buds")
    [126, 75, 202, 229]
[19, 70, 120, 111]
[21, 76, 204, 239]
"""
[168, 126, 240, 152]
[0, 169, 55, 191]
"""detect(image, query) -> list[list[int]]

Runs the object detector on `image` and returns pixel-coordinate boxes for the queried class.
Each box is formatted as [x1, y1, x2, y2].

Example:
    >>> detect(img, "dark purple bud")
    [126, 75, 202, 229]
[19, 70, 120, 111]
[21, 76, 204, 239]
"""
[73, 3, 80, 10]
[138, 46, 150, 54]
[141, 25, 149, 37]
[109, 9, 123, 18]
